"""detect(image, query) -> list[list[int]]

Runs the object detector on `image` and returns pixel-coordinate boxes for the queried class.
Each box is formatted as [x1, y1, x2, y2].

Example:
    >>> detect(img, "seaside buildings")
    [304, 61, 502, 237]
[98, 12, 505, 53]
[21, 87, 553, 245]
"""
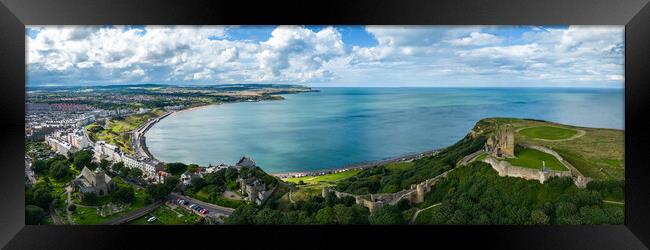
[94, 140, 163, 177]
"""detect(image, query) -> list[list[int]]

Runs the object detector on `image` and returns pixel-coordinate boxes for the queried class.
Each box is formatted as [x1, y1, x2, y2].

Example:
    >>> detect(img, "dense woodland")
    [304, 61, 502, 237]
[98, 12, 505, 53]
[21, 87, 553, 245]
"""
[336, 135, 486, 194]
[416, 162, 624, 225]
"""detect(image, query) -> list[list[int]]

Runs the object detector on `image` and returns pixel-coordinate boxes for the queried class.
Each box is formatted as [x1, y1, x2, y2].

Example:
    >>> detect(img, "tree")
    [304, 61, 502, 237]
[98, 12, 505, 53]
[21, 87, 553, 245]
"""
[99, 159, 111, 171]
[188, 164, 199, 173]
[119, 167, 130, 178]
[224, 167, 239, 180]
[190, 176, 206, 191]
[112, 162, 125, 173]
[315, 206, 336, 224]
[127, 168, 143, 181]
[145, 184, 171, 202]
[397, 199, 412, 211]
[31, 159, 48, 175]
[29, 182, 54, 208]
[82, 192, 98, 205]
[530, 209, 550, 225]
[164, 162, 188, 176]
[333, 204, 355, 225]
[111, 186, 135, 204]
[164, 176, 180, 192]
[369, 205, 404, 225]
[224, 205, 258, 225]
[72, 150, 94, 171]
[25, 205, 46, 225]
[254, 208, 282, 224]
[48, 161, 70, 180]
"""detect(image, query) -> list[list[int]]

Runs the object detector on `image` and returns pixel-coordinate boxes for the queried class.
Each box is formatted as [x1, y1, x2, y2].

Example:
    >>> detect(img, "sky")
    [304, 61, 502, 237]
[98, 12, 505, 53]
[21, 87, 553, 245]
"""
[26, 25, 624, 88]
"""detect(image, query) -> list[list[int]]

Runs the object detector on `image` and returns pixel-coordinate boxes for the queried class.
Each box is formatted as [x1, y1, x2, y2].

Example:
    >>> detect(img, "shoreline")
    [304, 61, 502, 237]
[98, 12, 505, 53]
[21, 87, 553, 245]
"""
[137, 90, 313, 164]
[271, 148, 441, 179]
[137, 89, 442, 178]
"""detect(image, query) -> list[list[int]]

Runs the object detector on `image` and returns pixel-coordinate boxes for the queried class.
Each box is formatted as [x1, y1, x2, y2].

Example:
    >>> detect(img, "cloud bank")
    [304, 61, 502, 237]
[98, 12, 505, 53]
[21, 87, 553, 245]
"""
[26, 25, 624, 88]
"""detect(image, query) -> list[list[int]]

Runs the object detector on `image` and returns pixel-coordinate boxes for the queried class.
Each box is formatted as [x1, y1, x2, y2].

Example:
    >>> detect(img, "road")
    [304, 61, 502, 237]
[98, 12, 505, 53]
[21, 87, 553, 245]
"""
[49, 202, 64, 225]
[103, 201, 163, 225]
[25, 157, 36, 184]
[410, 203, 441, 224]
[169, 193, 234, 218]
[458, 150, 484, 166]
[65, 188, 75, 224]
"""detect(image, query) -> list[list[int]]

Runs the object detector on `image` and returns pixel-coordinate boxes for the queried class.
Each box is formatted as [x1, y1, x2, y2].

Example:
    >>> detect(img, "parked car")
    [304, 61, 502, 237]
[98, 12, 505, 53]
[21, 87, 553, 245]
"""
[147, 217, 157, 223]
[182, 201, 190, 205]
[200, 209, 209, 215]
[189, 204, 197, 209]
[178, 199, 185, 205]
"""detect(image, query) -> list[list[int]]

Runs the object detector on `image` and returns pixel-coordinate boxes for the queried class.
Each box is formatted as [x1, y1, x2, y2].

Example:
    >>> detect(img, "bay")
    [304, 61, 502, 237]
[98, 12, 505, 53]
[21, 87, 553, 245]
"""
[145, 87, 624, 173]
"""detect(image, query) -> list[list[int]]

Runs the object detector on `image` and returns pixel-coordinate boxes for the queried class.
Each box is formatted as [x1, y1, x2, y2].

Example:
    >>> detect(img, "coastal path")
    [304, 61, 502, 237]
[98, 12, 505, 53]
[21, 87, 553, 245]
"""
[457, 150, 485, 166]
[410, 203, 441, 224]
[170, 193, 234, 218]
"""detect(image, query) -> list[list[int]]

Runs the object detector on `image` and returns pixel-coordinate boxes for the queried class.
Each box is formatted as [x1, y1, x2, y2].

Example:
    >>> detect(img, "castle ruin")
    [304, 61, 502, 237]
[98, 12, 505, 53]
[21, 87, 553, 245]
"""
[485, 124, 515, 158]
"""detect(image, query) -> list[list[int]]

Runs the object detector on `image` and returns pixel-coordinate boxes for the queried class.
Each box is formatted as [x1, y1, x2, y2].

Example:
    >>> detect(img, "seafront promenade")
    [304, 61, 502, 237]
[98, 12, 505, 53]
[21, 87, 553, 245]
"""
[133, 111, 172, 160]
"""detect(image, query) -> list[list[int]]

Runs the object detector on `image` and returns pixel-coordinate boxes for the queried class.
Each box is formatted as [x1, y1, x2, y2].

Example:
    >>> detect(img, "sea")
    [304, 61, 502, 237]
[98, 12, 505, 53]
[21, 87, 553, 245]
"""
[145, 87, 624, 173]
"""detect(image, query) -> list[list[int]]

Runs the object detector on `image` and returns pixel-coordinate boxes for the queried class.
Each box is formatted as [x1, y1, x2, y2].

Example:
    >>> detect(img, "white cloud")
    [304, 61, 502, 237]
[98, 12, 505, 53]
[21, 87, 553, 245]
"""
[26, 25, 624, 88]
[448, 32, 504, 46]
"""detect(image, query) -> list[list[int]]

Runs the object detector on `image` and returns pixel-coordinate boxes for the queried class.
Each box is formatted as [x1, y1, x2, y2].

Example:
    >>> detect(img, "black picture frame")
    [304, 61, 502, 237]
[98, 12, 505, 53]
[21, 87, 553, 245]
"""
[1, 0, 649, 249]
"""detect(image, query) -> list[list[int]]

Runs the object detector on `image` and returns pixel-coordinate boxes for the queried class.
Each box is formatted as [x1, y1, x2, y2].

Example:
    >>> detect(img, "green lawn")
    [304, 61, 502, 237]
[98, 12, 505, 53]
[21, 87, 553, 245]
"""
[126, 205, 201, 225]
[71, 187, 148, 224]
[506, 146, 567, 171]
[385, 162, 415, 172]
[186, 187, 246, 209]
[84, 109, 166, 155]
[519, 126, 578, 140]
[284, 169, 362, 184]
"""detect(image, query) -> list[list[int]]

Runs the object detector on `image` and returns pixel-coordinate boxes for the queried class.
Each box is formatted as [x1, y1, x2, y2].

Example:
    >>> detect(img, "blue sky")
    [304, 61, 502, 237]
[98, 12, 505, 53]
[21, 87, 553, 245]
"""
[26, 25, 624, 88]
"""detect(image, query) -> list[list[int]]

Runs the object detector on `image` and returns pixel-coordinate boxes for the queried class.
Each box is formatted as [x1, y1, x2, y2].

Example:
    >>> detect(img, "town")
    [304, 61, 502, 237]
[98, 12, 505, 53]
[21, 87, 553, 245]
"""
[25, 84, 313, 225]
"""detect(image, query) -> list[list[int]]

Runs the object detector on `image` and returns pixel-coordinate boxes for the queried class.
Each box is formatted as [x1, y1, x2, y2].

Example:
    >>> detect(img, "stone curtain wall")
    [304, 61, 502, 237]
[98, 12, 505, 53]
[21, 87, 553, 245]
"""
[483, 156, 572, 183]
[482, 143, 592, 188]
[322, 163, 459, 213]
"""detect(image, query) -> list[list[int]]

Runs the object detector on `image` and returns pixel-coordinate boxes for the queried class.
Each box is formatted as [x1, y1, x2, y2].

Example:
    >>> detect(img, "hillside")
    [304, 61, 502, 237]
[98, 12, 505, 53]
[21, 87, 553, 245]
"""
[473, 118, 624, 180]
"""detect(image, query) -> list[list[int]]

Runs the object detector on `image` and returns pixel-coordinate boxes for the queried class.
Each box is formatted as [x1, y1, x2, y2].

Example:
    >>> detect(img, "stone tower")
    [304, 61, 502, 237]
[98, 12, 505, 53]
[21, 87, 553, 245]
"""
[414, 183, 426, 203]
[485, 124, 515, 158]
[497, 125, 515, 158]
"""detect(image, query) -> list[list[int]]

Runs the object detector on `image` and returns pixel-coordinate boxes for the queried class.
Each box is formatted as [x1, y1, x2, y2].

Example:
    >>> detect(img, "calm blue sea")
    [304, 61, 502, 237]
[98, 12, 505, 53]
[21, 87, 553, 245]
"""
[145, 87, 624, 173]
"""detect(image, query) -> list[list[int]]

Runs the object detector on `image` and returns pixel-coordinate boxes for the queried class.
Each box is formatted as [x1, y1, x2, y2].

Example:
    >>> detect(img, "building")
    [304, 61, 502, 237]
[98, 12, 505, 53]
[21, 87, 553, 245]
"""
[45, 135, 75, 155]
[239, 177, 272, 205]
[122, 154, 163, 177]
[67, 130, 92, 149]
[236, 156, 256, 168]
[485, 124, 515, 158]
[93, 141, 122, 162]
[72, 167, 115, 197]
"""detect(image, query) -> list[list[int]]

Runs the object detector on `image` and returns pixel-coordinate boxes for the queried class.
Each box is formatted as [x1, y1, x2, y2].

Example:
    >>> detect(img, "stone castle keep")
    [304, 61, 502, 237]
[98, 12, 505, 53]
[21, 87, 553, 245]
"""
[485, 124, 515, 158]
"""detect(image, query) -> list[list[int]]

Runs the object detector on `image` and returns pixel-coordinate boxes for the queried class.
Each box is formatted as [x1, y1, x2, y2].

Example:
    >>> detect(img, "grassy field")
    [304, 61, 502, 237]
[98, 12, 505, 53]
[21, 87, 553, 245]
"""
[284, 169, 362, 184]
[71, 186, 148, 224]
[281, 169, 362, 202]
[477, 118, 624, 180]
[85, 109, 166, 155]
[186, 187, 246, 209]
[519, 126, 578, 140]
[506, 146, 567, 171]
[126, 205, 201, 225]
